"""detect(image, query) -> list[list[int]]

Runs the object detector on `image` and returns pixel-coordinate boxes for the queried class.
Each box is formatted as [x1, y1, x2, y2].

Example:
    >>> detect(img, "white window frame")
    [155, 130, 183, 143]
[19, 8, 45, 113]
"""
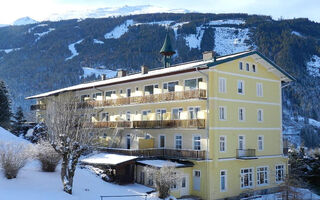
[275, 164, 285, 183]
[184, 77, 203, 90]
[240, 168, 254, 189]
[238, 107, 245, 122]
[246, 63, 250, 71]
[126, 111, 131, 121]
[219, 77, 227, 93]
[256, 83, 263, 97]
[175, 134, 183, 150]
[252, 64, 257, 73]
[172, 107, 183, 120]
[237, 80, 245, 95]
[257, 109, 263, 122]
[188, 106, 201, 119]
[238, 135, 245, 150]
[193, 135, 201, 150]
[258, 135, 264, 151]
[141, 110, 151, 121]
[144, 83, 159, 95]
[220, 170, 227, 192]
[257, 166, 269, 186]
[219, 106, 227, 121]
[219, 136, 226, 152]
[156, 108, 166, 120]
[194, 170, 201, 177]
[159, 135, 166, 148]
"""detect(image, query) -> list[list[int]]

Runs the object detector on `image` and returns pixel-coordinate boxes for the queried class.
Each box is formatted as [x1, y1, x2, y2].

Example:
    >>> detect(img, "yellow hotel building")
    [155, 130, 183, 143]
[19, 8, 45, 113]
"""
[27, 35, 294, 199]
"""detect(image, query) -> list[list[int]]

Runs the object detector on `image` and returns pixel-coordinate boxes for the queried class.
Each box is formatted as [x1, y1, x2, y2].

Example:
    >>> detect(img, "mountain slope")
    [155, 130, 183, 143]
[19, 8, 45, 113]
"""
[0, 13, 320, 142]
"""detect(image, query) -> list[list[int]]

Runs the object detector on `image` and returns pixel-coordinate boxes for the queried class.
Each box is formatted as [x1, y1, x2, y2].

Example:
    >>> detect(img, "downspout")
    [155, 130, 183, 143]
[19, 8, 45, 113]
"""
[195, 65, 210, 200]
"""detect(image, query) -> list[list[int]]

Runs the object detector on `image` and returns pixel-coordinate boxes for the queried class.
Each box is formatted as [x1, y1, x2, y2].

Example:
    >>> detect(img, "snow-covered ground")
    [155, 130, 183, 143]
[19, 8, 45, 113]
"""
[209, 19, 245, 25]
[214, 27, 251, 55]
[65, 39, 84, 61]
[28, 24, 48, 33]
[306, 55, 320, 77]
[93, 39, 104, 44]
[184, 26, 205, 50]
[34, 28, 55, 42]
[81, 67, 117, 79]
[104, 19, 134, 39]
[0, 48, 21, 54]
[0, 126, 26, 143]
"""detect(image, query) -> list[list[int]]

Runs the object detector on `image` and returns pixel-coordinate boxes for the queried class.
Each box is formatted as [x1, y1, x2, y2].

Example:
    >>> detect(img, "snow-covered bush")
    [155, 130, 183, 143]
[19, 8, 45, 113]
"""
[0, 142, 32, 179]
[144, 166, 182, 199]
[36, 140, 61, 172]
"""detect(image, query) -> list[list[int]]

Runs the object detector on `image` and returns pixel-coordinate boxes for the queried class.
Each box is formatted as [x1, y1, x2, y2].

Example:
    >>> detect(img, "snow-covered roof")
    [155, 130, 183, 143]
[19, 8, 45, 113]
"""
[81, 153, 137, 166]
[26, 50, 294, 100]
[137, 159, 191, 168]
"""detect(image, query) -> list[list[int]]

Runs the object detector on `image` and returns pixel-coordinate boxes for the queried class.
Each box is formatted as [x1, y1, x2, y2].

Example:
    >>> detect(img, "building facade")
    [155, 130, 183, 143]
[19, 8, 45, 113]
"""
[27, 49, 294, 199]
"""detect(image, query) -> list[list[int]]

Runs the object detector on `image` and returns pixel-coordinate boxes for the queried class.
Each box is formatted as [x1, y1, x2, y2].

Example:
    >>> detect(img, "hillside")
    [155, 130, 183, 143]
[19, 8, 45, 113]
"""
[0, 13, 320, 142]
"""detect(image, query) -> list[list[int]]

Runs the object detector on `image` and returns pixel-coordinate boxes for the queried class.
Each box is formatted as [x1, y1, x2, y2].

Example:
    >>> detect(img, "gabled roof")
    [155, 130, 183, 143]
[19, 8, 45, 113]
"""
[26, 50, 294, 100]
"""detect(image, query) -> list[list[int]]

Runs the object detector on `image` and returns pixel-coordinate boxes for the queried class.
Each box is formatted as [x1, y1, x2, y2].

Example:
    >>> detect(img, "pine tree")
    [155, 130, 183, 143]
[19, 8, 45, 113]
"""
[0, 80, 11, 129]
[11, 106, 26, 136]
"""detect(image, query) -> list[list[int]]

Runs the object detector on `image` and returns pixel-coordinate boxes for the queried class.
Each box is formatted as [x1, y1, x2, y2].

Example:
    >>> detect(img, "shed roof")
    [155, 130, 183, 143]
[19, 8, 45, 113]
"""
[81, 153, 137, 166]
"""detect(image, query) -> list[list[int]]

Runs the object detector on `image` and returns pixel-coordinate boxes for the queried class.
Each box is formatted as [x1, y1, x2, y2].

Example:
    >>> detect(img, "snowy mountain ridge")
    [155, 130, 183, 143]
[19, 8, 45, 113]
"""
[13, 17, 38, 26]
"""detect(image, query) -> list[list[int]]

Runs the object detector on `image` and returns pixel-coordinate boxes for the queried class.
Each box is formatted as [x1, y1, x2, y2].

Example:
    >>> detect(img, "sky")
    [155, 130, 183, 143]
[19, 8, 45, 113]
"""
[0, 0, 319, 24]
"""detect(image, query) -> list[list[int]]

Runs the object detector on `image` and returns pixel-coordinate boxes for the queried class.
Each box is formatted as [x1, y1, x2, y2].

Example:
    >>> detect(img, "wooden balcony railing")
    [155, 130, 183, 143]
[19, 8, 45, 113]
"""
[93, 119, 205, 129]
[99, 147, 206, 160]
[236, 149, 256, 159]
[30, 104, 46, 111]
[83, 89, 206, 107]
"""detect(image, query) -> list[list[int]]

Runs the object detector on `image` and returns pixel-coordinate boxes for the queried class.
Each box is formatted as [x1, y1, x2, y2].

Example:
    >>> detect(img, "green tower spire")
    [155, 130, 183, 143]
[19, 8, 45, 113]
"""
[160, 31, 175, 68]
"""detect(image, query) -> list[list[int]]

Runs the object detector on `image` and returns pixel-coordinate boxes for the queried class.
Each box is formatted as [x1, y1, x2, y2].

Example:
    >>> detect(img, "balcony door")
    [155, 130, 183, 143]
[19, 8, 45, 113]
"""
[238, 135, 245, 157]
[159, 135, 165, 148]
[126, 135, 131, 149]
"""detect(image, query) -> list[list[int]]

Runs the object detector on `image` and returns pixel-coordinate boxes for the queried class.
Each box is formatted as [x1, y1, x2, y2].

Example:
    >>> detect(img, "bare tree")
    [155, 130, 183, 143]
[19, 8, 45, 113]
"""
[144, 166, 182, 199]
[45, 96, 97, 194]
[36, 140, 61, 172]
[0, 142, 33, 179]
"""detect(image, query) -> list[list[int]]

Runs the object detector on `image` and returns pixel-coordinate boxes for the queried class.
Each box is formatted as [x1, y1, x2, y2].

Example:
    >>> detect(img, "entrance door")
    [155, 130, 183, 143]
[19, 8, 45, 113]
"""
[193, 170, 201, 191]
[180, 175, 189, 196]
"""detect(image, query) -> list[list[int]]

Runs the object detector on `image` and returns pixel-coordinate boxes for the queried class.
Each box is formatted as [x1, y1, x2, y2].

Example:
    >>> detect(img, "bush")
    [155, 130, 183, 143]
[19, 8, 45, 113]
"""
[0, 142, 31, 179]
[36, 140, 61, 172]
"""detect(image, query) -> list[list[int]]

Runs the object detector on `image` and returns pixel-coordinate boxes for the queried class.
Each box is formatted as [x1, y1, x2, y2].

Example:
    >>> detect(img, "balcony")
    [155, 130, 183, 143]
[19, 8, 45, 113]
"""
[30, 104, 46, 111]
[236, 149, 257, 159]
[99, 147, 206, 160]
[83, 89, 206, 107]
[93, 119, 205, 129]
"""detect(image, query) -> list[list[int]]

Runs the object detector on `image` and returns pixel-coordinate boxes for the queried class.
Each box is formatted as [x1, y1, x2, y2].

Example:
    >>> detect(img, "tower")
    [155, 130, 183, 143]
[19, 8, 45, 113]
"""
[160, 31, 175, 68]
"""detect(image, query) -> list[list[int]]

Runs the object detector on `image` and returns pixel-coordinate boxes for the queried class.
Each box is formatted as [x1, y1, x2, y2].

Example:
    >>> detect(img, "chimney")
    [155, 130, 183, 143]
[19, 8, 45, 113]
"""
[141, 65, 148, 74]
[117, 69, 126, 78]
[202, 51, 215, 61]
[101, 74, 106, 80]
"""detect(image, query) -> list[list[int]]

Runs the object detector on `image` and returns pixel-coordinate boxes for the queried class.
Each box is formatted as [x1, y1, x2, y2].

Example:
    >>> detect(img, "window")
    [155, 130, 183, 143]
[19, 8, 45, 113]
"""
[246, 63, 250, 71]
[238, 108, 245, 121]
[181, 177, 186, 188]
[101, 112, 109, 121]
[171, 172, 178, 189]
[120, 89, 123, 94]
[257, 109, 263, 122]
[172, 108, 183, 120]
[238, 135, 245, 150]
[163, 81, 179, 92]
[126, 111, 131, 121]
[239, 62, 243, 70]
[252, 64, 256, 72]
[159, 135, 166, 148]
[238, 80, 244, 94]
[219, 77, 226, 93]
[93, 92, 102, 99]
[276, 165, 285, 182]
[257, 167, 268, 185]
[189, 107, 200, 119]
[105, 90, 115, 97]
[142, 110, 151, 120]
[147, 176, 154, 186]
[185, 78, 203, 90]
[144, 84, 157, 95]
[240, 168, 253, 189]
[258, 136, 264, 151]
[175, 135, 182, 149]
[193, 136, 201, 150]
[135, 87, 139, 91]
[80, 94, 90, 102]
[220, 170, 227, 192]
[156, 109, 166, 120]
[127, 88, 131, 97]
[256, 83, 263, 97]
[219, 136, 226, 152]
[219, 106, 226, 120]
